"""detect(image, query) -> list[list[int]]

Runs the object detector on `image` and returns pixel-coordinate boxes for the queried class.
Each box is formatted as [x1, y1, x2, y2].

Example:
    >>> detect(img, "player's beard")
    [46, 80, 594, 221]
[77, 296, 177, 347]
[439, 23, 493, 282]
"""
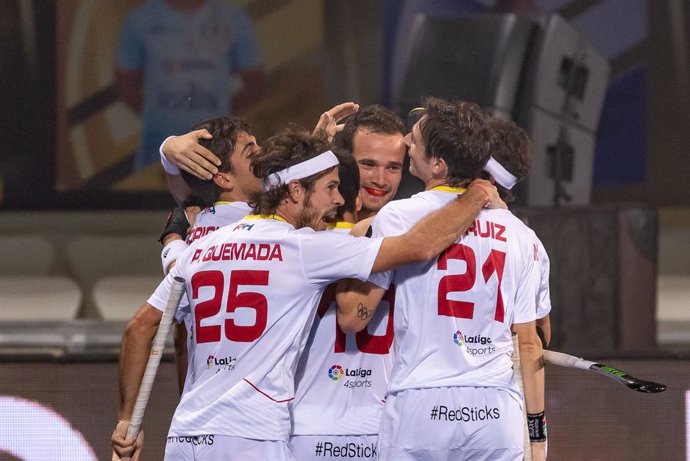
[295, 198, 322, 231]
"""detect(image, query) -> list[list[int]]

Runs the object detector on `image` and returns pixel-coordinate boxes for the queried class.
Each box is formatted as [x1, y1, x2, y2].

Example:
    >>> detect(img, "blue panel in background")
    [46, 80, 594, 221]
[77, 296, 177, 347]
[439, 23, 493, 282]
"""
[593, 66, 647, 185]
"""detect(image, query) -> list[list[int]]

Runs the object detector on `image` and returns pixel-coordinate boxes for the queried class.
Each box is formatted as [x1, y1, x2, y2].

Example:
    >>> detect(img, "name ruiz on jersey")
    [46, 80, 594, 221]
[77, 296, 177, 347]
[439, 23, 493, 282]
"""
[465, 220, 506, 242]
[191, 243, 283, 264]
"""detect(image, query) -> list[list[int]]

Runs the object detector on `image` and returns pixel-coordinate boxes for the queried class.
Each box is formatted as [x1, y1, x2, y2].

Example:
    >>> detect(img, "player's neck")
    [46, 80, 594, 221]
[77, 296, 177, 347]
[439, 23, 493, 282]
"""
[274, 202, 300, 229]
[424, 178, 449, 191]
[219, 190, 249, 203]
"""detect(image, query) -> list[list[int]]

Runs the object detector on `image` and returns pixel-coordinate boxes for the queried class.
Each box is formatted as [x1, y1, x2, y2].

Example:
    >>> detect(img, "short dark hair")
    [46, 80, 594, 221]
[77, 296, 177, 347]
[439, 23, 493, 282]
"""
[482, 117, 530, 203]
[332, 148, 360, 217]
[339, 105, 404, 153]
[420, 97, 492, 187]
[181, 117, 253, 207]
[249, 130, 334, 216]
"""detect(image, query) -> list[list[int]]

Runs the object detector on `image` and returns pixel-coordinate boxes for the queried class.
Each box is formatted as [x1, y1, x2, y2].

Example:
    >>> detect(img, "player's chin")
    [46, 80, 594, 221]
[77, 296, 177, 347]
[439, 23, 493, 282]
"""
[363, 195, 389, 212]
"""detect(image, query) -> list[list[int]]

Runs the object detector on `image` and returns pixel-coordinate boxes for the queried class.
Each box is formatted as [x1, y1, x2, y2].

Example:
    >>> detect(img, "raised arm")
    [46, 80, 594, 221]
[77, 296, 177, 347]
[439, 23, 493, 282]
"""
[110, 303, 162, 460]
[371, 180, 502, 273]
[313, 102, 360, 143]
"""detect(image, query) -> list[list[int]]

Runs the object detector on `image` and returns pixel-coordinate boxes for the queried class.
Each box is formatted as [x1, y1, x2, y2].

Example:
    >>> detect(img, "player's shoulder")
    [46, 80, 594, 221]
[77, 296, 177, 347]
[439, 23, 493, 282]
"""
[480, 209, 538, 241]
[377, 193, 431, 219]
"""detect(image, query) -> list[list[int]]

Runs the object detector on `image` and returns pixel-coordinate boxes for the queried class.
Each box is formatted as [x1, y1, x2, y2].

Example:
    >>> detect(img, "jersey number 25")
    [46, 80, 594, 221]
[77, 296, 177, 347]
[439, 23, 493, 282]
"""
[191, 269, 268, 343]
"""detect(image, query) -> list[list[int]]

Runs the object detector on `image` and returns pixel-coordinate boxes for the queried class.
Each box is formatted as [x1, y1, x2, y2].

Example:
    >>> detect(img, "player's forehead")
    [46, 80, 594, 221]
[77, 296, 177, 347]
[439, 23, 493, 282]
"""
[233, 131, 258, 151]
[317, 167, 340, 186]
[351, 129, 405, 165]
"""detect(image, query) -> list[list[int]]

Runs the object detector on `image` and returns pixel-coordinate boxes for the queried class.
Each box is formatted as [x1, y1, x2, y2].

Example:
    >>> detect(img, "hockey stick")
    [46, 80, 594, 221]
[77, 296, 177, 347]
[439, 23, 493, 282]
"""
[543, 350, 667, 393]
[121, 276, 186, 460]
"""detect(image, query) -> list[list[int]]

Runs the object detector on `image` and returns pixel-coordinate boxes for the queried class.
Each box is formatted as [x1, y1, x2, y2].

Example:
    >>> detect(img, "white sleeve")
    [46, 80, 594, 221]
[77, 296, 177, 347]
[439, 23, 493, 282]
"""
[366, 203, 410, 290]
[161, 239, 189, 274]
[512, 244, 541, 325]
[535, 238, 552, 319]
[146, 265, 190, 320]
[300, 231, 384, 285]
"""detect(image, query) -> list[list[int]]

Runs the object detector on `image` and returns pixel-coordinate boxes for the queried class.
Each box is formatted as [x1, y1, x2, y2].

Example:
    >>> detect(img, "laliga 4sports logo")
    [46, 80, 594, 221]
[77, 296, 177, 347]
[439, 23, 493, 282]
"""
[207, 354, 237, 370]
[327, 364, 372, 381]
[453, 330, 496, 356]
[327, 364, 373, 389]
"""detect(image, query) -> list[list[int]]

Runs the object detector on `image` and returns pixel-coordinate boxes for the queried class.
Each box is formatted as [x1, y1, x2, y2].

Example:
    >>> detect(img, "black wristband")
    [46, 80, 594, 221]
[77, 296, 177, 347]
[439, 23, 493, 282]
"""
[159, 207, 190, 244]
[527, 411, 547, 442]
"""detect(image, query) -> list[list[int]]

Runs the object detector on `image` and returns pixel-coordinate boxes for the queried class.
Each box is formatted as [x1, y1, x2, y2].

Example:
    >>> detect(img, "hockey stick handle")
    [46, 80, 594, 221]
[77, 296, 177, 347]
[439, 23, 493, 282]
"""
[125, 277, 186, 442]
[543, 350, 596, 371]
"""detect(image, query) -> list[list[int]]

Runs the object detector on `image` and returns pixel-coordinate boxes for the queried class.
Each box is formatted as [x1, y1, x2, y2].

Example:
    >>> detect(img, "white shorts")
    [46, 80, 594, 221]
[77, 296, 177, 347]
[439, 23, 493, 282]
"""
[164, 434, 294, 461]
[289, 434, 377, 460]
[377, 386, 524, 461]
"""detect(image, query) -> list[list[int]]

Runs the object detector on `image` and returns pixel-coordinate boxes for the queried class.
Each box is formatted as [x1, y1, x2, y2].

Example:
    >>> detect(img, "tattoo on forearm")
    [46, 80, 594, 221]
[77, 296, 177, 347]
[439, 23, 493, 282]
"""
[357, 303, 372, 320]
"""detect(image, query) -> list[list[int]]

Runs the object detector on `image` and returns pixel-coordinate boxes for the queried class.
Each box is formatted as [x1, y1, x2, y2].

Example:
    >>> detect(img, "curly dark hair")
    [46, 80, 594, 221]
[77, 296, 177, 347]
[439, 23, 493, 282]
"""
[419, 97, 492, 188]
[181, 117, 253, 207]
[339, 104, 404, 153]
[249, 130, 334, 216]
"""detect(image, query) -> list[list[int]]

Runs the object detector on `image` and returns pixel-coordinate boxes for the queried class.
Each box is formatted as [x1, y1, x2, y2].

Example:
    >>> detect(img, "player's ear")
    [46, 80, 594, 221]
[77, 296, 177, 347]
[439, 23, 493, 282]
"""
[432, 157, 447, 176]
[287, 180, 303, 203]
[212, 171, 234, 191]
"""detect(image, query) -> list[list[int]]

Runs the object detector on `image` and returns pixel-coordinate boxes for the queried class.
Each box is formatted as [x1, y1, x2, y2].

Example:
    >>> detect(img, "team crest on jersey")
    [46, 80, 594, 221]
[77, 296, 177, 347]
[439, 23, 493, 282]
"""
[328, 365, 344, 381]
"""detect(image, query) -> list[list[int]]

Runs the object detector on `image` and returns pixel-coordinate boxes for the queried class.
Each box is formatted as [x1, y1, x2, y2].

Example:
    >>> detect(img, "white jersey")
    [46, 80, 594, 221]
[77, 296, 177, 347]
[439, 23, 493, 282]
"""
[291, 224, 394, 436]
[186, 201, 253, 244]
[147, 215, 383, 441]
[368, 189, 541, 395]
[158, 200, 252, 389]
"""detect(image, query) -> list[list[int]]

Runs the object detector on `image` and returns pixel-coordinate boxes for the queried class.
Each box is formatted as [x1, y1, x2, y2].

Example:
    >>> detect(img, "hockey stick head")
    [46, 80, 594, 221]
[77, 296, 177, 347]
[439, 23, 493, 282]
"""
[625, 379, 667, 394]
[592, 364, 667, 393]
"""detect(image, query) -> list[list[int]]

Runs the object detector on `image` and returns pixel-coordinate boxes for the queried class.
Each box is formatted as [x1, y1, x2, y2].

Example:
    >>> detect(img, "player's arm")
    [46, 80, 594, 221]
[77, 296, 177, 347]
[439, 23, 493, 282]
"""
[536, 314, 551, 348]
[371, 179, 502, 273]
[336, 279, 386, 333]
[111, 302, 162, 460]
[513, 321, 546, 461]
[160, 129, 221, 204]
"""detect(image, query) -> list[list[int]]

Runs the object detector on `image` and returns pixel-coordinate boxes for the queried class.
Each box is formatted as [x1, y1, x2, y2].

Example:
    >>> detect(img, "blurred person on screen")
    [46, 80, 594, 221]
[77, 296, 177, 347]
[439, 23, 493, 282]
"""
[115, 0, 265, 172]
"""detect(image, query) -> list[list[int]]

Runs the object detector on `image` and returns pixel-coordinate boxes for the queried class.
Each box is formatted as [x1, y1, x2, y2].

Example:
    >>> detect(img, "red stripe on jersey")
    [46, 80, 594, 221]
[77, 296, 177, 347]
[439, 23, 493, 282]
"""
[243, 379, 295, 403]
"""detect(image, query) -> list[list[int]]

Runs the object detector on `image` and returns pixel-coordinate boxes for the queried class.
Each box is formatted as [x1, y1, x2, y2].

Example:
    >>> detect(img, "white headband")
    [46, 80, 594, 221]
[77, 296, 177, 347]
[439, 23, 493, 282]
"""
[484, 156, 518, 190]
[263, 150, 339, 190]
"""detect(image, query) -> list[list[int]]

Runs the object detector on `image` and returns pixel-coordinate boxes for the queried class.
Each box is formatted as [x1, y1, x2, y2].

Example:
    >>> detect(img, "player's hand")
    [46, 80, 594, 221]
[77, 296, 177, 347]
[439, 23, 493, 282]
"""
[163, 129, 219, 180]
[468, 179, 507, 209]
[111, 419, 144, 461]
[313, 102, 360, 143]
